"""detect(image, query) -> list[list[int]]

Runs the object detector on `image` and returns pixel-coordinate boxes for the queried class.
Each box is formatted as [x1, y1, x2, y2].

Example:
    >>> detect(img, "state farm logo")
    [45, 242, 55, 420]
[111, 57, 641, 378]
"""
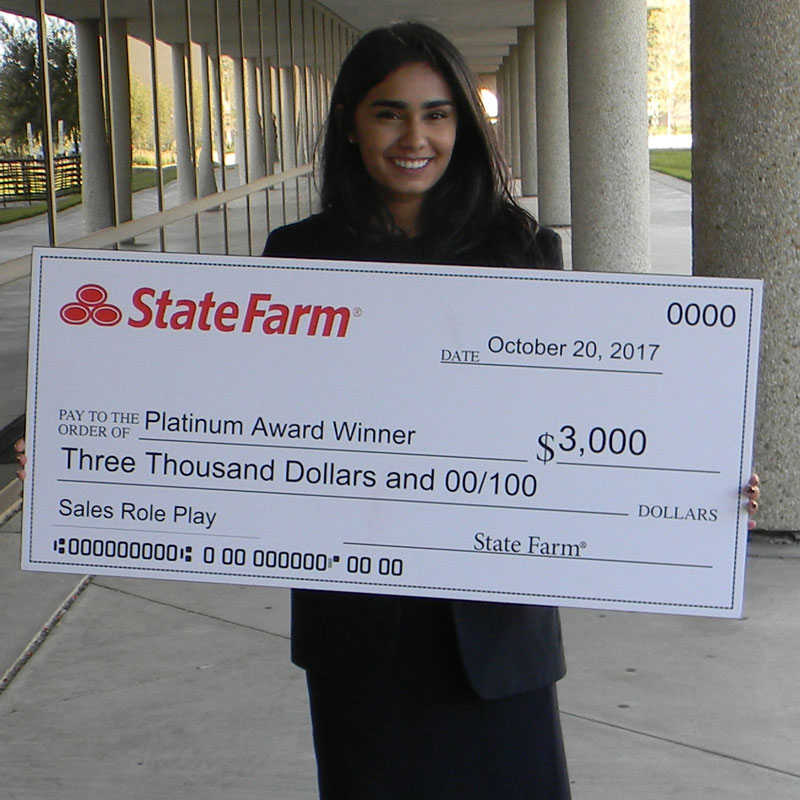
[60, 284, 123, 326]
[58, 284, 356, 337]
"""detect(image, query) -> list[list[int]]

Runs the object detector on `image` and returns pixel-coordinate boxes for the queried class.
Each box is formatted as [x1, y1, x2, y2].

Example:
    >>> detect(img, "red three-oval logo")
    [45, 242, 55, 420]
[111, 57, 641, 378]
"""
[60, 284, 123, 326]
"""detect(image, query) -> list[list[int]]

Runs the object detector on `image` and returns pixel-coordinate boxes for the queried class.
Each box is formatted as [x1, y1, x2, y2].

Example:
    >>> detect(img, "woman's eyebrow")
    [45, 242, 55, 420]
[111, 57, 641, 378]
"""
[369, 99, 455, 109]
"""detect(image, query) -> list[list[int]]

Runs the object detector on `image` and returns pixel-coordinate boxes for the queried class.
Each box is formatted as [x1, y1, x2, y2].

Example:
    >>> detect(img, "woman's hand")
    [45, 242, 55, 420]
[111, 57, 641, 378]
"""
[14, 438, 26, 483]
[745, 473, 760, 530]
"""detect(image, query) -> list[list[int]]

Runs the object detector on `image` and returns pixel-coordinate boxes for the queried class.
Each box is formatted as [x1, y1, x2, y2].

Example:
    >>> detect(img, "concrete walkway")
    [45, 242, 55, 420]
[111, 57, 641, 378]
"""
[1, 175, 798, 799]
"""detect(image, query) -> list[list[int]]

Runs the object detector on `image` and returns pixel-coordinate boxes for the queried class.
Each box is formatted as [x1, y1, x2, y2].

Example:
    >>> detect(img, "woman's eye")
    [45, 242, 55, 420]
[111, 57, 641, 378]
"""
[376, 110, 402, 120]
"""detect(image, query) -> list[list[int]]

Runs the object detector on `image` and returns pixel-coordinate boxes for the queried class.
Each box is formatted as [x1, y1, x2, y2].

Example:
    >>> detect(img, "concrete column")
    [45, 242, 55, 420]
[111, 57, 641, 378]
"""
[294, 66, 308, 165]
[498, 60, 510, 166]
[509, 45, 522, 180]
[246, 58, 267, 180]
[74, 19, 112, 233]
[534, 0, 571, 226]
[518, 27, 538, 197]
[262, 59, 277, 174]
[271, 66, 283, 169]
[692, 1, 800, 530]
[232, 57, 247, 184]
[171, 43, 196, 203]
[567, 0, 650, 272]
[307, 66, 320, 145]
[107, 19, 132, 226]
[278, 67, 297, 169]
[504, 59, 513, 170]
[504, 60, 513, 167]
[197, 44, 218, 197]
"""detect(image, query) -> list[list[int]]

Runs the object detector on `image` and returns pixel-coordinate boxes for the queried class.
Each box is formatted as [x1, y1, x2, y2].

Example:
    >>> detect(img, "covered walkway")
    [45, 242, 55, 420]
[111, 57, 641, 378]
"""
[1, 1, 799, 794]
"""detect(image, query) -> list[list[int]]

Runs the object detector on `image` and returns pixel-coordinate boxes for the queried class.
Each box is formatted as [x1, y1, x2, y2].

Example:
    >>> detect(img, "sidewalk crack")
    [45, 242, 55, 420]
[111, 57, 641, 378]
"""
[562, 710, 800, 780]
[92, 580, 290, 640]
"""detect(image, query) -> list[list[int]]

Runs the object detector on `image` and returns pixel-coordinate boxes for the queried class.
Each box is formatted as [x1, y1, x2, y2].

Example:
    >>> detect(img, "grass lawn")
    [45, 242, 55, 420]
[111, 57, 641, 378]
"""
[131, 164, 178, 192]
[649, 148, 691, 181]
[0, 164, 178, 226]
[0, 194, 82, 224]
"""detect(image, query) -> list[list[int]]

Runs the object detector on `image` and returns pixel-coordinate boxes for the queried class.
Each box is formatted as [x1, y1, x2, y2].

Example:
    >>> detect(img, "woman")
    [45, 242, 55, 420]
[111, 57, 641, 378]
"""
[263, 22, 568, 800]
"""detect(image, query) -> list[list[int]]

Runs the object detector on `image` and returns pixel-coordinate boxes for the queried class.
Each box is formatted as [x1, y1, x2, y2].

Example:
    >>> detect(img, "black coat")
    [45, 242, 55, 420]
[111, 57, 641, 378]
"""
[263, 210, 566, 700]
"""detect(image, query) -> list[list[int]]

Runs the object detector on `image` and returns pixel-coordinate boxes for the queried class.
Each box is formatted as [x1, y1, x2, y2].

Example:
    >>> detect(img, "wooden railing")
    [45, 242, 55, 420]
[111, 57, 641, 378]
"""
[0, 156, 82, 203]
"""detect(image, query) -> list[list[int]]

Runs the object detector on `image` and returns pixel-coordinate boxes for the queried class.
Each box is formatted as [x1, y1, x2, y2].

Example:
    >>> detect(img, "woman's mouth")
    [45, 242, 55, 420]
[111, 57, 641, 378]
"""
[391, 158, 432, 170]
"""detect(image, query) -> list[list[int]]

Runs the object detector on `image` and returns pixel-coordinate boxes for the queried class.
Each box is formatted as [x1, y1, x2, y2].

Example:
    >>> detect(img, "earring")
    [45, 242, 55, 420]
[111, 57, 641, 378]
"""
[347, 135, 357, 143]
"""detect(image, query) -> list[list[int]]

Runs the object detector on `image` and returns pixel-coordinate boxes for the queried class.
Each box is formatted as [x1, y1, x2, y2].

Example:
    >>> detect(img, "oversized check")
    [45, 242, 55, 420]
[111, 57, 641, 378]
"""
[22, 247, 762, 617]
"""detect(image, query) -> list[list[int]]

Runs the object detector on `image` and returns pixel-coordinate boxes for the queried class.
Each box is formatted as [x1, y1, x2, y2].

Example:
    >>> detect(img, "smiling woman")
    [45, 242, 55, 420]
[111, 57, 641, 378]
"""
[349, 62, 458, 235]
[261, 21, 571, 800]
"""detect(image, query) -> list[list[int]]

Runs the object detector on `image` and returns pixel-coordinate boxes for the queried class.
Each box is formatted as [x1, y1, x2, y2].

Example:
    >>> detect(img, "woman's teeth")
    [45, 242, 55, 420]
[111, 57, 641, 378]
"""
[393, 158, 430, 170]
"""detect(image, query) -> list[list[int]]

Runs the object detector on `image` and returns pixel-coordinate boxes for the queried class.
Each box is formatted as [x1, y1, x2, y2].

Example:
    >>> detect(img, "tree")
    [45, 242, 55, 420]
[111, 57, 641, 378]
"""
[130, 73, 176, 162]
[647, 0, 691, 134]
[0, 16, 78, 154]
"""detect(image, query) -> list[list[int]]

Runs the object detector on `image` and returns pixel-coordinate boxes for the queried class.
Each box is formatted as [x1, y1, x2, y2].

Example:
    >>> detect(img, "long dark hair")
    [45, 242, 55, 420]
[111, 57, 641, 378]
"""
[319, 22, 541, 264]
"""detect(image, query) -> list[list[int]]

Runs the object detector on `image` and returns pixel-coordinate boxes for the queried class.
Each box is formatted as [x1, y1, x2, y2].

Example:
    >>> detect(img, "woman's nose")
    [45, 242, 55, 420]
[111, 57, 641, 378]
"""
[399, 118, 426, 149]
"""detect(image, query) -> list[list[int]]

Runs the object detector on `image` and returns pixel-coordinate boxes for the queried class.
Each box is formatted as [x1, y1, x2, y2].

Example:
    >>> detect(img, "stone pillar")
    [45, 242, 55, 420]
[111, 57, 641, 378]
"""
[306, 65, 319, 148]
[498, 60, 510, 167]
[75, 19, 112, 233]
[567, 0, 650, 272]
[509, 45, 522, 180]
[534, 0, 571, 226]
[107, 19, 132, 226]
[262, 59, 277, 174]
[270, 66, 281, 168]
[293, 65, 308, 165]
[518, 27, 538, 197]
[232, 57, 247, 184]
[279, 67, 297, 169]
[197, 44, 218, 197]
[246, 58, 267, 180]
[171, 43, 196, 203]
[692, 1, 800, 530]
[504, 60, 513, 167]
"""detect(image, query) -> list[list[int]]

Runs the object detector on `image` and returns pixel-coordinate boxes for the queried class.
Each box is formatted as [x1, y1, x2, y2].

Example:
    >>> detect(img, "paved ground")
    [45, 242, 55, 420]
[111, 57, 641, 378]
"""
[1, 174, 798, 799]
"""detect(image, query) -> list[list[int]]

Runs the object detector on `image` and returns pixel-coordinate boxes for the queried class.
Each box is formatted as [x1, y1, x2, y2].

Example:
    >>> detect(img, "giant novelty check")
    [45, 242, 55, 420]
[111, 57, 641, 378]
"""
[22, 247, 762, 617]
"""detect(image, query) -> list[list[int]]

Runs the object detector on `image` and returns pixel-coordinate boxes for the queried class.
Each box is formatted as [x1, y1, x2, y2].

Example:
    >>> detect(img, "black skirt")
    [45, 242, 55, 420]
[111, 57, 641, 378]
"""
[305, 597, 571, 799]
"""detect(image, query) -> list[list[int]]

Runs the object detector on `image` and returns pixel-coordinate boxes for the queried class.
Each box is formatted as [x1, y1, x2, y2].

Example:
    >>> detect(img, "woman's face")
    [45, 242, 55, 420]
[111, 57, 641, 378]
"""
[351, 61, 458, 227]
